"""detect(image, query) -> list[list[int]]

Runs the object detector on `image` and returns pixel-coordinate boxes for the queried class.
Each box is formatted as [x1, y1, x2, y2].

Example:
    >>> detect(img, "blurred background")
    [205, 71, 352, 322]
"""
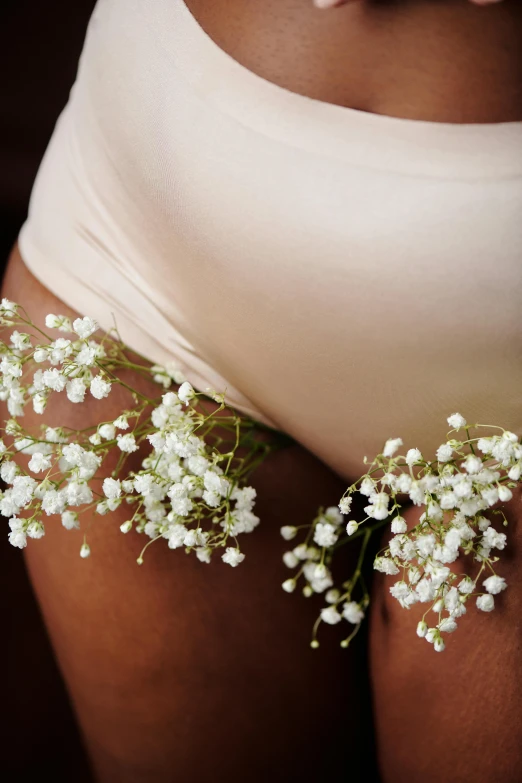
[1, 2, 96, 778]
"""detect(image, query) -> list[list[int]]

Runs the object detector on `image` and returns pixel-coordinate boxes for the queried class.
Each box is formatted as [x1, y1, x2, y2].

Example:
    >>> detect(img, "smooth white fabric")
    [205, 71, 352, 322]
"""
[19, 0, 522, 480]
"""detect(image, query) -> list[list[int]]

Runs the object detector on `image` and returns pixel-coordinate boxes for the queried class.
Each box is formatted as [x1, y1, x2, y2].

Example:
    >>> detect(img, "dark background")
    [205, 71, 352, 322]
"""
[1, 2, 96, 778]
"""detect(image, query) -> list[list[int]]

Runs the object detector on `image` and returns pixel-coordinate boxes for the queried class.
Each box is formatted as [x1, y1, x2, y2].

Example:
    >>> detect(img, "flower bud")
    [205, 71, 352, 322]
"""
[416, 620, 428, 638]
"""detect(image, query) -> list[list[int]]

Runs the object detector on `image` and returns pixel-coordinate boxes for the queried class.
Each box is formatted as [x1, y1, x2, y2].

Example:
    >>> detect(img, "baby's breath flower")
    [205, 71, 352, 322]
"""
[416, 620, 428, 638]
[103, 477, 122, 500]
[117, 433, 138, 453]
[177, 381, 195, 405]
[222, 547, 245, 567]
[280, 525, 297, 540]
[320, 606, 342, 625]
[72, 316, 97, 340]
[66, 378, 87, 404]
[90, 375, 112, 399]
[61, 511, 79, 530]
[313, 522, 338, 548]
[405, 448, 422, 466]
[447, 413, 467, 430]
[342, 602, 364, 624]
[364, 492, 390, 521]
[391, 516, 407, 534]
[3, 316, 518, 657]
[476, 594, 495, 612]
[436, 443, 454, 463]
[483, 575, 507, 594]
[383, 437, 403, 458]
[283, 551, 299, 569]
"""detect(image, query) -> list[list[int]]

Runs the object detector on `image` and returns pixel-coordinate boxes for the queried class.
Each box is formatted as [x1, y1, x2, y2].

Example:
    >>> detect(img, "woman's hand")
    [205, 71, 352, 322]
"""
[313, 0, 504, 8]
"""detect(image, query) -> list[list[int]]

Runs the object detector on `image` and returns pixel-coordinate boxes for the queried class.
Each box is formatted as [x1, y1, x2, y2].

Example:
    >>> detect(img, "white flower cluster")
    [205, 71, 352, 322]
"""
[1, 305, 272, 567]
[1, 301, 518, 654]
[283, 414, 519, 651]
[279, 500, 369, 648]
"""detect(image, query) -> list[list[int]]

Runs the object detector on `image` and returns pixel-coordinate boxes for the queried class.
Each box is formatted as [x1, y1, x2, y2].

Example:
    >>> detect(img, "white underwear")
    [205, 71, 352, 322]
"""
[18, 0, 522, 480]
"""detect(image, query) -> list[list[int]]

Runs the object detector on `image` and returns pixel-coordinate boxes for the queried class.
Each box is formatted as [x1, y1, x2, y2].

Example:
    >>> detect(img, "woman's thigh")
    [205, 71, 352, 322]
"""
[370, 496, 522, 783]
[2, 244, 376, 783]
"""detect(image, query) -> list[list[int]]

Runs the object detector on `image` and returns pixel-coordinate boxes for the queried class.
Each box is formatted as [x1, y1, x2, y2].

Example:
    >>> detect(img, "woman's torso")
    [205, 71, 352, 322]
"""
[16, 0, 522, 480]
[186, 0, 522, 123]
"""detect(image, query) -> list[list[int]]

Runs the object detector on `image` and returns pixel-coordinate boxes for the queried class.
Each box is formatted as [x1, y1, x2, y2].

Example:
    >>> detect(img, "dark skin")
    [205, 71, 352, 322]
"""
[3, 1, 522, 780]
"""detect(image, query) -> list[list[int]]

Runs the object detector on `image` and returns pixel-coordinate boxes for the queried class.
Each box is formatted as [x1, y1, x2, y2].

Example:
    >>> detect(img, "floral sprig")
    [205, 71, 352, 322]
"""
[1, 298, 518, 654]
[0, 298, 285, 565]
[282, 412, 520, 651]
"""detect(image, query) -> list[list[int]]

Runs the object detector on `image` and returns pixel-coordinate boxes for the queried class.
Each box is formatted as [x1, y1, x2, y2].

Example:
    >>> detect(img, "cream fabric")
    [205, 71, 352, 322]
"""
[19, 0, 522, 480]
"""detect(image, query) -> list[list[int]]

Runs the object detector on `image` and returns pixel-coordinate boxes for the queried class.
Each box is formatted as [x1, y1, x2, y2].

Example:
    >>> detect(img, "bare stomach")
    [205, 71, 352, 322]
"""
[186, 0, 522, 123]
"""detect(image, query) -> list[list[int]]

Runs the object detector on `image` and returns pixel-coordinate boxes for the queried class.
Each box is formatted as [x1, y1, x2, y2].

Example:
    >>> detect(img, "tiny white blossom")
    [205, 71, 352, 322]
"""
[75, 345, 97, 366]
[338, 496, 352, 514]
[436, 443, 454, 463]
[313, 522, 339, 548]
[99, 423, 116, 440]
[222, 547, 245, 567]
[120, 520, 133, 534]
[282, 579, 296, 593]
[320, 606, 342, 625]
[27, 521, 45, 539]
[483, 575, 507, 595]
[196, 547, 212, 563]
[72, 316, 97, 339]
[346, 520, 358, 536]
[117, 433, 138, 453]
[10, 330, 32, 351]
[8, 517, 27, 549]
[405, 448, 422, 467]
[283, 551, 299, 569]
[462, 455, 483, 474]
[103, 477, 122, 500]
[45, 313, 71, 331]
[447, 413, 467, 430]
[364, 492, 390, 521]
[325, 589, 341, 604]
[416, 621, 428, 638]
[498, 485, 513, 503]
[66, 378, 87, 404]
[80, 542, 91, 558]
[374, 556, 400, 575]
[280, 525, 297, 540]
[177, 381, 195, 405]
[324, 506, 343, 525]
[90, 375, 112, 399]
[342, 602, 365, 624]
[438, 617, 458, 634]
[0, 298, 18, 314]
[391, 516, 407, 535]
[113, 415, 129, 430]
[458, 576, 475, 594]
[42, 368, 67, 392]
[383, 437, 403, 458]
[28, 453, 52, 473]
[476, 594, 495, 612]
[61, 511, 79, 530]
[434, 638, 446, 652]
